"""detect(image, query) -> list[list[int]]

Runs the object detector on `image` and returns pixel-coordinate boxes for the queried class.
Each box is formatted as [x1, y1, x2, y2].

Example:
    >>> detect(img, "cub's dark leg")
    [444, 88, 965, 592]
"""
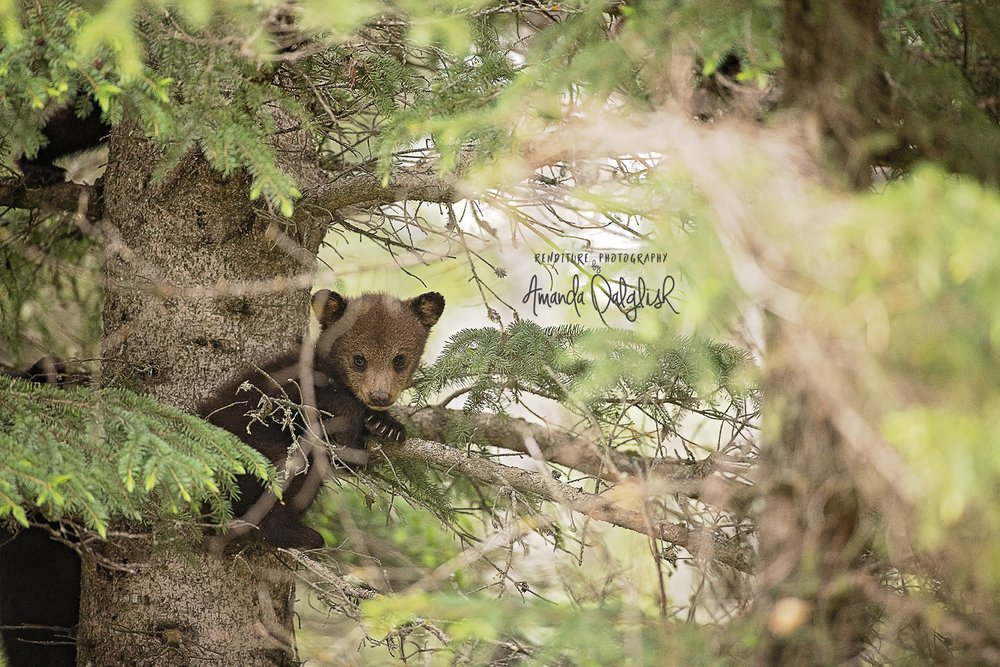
[363, 409, 406, 443]
[223, 448, 326, 550]
[203, 372, 354, 550]
[256, 504, 324, 550]
[0, 358, 80, 667]
[0, 525, 79, 667]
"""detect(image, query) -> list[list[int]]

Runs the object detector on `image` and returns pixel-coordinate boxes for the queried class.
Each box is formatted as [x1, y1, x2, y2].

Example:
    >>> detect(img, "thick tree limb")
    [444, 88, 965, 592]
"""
[1, 159, 459, 220]
[0, 164, 459, 219]
[0, 178, 103, 217]
[299, 166, 461, 214]
[379, 438, 751, 573]
[404, 406, 720, 488]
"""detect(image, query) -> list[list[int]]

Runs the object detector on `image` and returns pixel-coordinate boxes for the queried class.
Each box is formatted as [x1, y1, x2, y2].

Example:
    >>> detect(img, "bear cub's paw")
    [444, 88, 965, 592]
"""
[364, 410, 406, 443]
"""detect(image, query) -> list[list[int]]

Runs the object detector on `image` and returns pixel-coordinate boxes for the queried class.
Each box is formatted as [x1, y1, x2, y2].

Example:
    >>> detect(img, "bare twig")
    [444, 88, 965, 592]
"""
[379, 438, 751, 572]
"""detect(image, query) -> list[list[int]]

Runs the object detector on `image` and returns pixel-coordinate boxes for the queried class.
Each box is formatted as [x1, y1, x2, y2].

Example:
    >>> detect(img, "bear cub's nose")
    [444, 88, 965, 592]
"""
[368, 390, 391, 407]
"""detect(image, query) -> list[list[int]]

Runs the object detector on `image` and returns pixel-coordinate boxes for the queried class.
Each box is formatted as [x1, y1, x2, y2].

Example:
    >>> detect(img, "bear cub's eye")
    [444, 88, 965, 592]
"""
[353, 355, 367, 371]
[393, 354, 406, 371]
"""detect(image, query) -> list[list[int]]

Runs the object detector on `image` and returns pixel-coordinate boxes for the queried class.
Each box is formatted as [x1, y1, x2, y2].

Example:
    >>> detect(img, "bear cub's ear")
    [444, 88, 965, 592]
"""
[311, 290, 349, 329]
[408, 292, 445, 329]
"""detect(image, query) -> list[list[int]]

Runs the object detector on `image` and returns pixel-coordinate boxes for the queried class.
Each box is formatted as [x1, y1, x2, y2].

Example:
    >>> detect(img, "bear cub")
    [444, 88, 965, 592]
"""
[0, 289, 443, 667]
[199, 289, 445, 548]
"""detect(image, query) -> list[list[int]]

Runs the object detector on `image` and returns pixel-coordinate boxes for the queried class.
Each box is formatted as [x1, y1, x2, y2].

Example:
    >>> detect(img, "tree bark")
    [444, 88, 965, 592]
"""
[782, 0, 884, 185]
[752, 324, 874, 665]
[99, 123, 324, 411]
[78, 542, 296, 666]
[749, 4, 887, 662]
[77, 120, 326, 664]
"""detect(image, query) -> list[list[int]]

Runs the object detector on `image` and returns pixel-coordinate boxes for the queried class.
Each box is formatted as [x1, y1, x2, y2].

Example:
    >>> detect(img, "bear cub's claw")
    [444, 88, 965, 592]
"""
[364, 410, 407, 443]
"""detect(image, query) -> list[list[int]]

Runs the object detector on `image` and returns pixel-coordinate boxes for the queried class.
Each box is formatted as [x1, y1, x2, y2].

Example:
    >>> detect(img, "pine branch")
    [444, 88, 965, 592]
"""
[404, 406, 719, 489]
[0, 160, 459, 219]
[378, 438, 751, 573]
[0, 376, 275, 535]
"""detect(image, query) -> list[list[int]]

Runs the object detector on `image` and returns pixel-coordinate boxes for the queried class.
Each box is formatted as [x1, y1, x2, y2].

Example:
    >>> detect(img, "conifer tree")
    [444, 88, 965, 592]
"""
[1, 1, 999, 665]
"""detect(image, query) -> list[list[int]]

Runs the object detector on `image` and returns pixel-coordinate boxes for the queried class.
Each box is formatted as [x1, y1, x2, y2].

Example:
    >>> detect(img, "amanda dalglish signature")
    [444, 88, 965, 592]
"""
[522, 274, 679, 323]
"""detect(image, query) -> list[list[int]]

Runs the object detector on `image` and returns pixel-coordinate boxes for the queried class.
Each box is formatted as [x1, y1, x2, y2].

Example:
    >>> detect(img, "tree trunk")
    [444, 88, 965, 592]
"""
[753, 323, 874, 665]
[750, 6, 888, 663]
[76, 121, 325, 665]
[782, 0, 885, 185]
[78, 542, 296, 666]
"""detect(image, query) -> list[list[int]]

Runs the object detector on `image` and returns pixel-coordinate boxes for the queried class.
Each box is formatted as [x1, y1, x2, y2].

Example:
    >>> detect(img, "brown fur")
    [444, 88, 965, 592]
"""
[199, 290, 444, 548]
[313, 290, 444, 409]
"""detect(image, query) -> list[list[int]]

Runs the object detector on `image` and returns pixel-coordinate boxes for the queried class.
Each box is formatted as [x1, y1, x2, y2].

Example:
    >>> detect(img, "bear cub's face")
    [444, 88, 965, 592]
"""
[311, 290, 445, 410]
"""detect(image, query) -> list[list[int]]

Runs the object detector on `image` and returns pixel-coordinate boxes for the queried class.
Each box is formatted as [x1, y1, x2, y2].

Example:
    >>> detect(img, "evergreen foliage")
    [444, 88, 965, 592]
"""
[417, 320, 757, 435]
[372, 1, 784, 171]
[369, 456, 457, 527]
[0, 375, 275, 537]
[0, 1, 301, 214]
[0, 213, 101, 364]
[0, 1, 782, 204]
